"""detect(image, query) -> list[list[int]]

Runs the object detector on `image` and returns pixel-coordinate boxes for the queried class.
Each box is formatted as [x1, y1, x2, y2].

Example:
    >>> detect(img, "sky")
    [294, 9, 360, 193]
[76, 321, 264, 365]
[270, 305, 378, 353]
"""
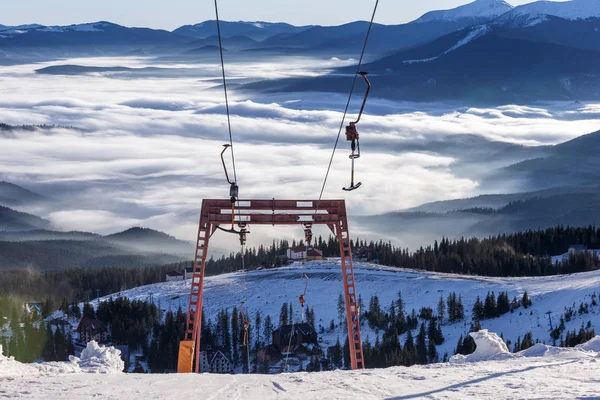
[0, 0, 567, 31]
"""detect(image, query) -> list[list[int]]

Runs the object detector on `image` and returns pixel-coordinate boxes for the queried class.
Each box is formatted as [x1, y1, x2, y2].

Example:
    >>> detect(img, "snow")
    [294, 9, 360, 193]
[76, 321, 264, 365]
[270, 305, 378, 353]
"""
[73, 341, 125, 373]
[575, 335, 600, 352]
[403, 25, 490, 64]
[450, 330, 513, 363]
[1, 335, 600, 399]
[0, 341, 123, 377]
[38, 23, 106, 33]
[551, 249, 600, 264]
[82, 259, 600, 361]
[444, 25, 490, 53]
[413, 0, 513, 23]
[498, 0, 600, 27]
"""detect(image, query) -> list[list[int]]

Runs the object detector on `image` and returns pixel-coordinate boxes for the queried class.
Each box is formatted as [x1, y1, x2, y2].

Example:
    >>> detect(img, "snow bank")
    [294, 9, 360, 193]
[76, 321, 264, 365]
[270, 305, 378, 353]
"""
[516, 343, 586, 359]
[450, 330, 514, 363]
[575, 336, 600, 353]
[70, 341, 124, 373]
[0, 343, 37, 377]
[0, 341, 123, 377]
[451, 330, 600, 364]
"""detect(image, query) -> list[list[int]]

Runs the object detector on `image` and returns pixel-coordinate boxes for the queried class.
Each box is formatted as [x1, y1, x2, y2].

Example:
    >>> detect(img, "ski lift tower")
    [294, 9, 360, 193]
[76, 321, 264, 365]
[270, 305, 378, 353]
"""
[177, 199, 365, 372]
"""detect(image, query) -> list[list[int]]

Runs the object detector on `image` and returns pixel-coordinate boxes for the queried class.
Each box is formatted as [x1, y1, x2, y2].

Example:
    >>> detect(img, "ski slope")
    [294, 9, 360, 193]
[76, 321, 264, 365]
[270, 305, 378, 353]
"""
[1, 331, 599, 399]
[91, 260, 600, 357]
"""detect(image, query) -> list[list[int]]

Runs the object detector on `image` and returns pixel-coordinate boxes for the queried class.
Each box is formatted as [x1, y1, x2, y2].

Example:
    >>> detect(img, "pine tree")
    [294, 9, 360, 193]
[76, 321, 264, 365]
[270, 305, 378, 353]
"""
[254, 311, 262, 347]
[279, 303, 288, 326]
[522, 292, 532, 308]
[437, 295, 445, 322]
[332, 337, 343, 368]
[337, 294, 346, 331]
[484, 291, 497, 319]
[263, 315, 273, 344]
[416, 323, 428, 364]
[82, 303, 96, 319]
[472, 296, 485, 321]
[496, 292, 510, 315]
[231, 307, 239, 367]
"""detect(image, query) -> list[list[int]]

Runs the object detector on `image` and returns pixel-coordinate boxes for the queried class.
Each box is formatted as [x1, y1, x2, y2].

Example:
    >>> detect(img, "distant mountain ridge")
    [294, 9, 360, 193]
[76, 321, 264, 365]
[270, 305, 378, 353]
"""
[173, 20, 312, 40]
[357, 129, 600, 248]
[0, 181, 46, 206]
[0, 205, 51, 232]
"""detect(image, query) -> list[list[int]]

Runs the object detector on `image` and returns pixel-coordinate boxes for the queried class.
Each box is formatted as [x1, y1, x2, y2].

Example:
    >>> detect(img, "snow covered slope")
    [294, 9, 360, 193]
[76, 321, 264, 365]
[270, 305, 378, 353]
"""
[92, 260, 600, 358]
[497, 0, 600, 27]
[1, 332, 599, 399]
[413, 0, 513, 24]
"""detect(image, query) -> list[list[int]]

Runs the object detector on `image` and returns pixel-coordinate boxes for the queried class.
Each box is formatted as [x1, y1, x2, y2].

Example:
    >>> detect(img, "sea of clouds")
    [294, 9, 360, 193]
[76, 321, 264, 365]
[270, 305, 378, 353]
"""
[1, 55, 600, 249]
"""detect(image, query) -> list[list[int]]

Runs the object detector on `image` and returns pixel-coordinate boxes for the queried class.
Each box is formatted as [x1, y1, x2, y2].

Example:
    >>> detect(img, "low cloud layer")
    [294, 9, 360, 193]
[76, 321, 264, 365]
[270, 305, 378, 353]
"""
[1, 56, 600, 249]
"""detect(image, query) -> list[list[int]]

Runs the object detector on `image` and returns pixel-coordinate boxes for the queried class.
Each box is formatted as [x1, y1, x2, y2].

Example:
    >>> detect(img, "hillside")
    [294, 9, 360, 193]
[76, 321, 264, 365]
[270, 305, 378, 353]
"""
[96, 260, 600, 364]
[0, 181, 46, 206]
[0, 205, 51, 232]
[0, 239, 186, 270]
[259, 26, 600, 102]
[104, 227, 194, 256]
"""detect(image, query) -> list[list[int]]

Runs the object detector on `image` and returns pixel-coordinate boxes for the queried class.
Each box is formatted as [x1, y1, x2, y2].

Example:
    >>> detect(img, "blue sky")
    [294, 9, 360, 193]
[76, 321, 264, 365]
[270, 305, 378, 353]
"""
[2, 0, 561, 30]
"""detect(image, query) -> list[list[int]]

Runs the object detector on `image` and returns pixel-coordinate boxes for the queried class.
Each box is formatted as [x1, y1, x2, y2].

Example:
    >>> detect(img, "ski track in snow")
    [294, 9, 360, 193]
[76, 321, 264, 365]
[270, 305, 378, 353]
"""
[81, 260, 600, 360]
[1, 353, 599, 399]
[404, 26, 489, 64]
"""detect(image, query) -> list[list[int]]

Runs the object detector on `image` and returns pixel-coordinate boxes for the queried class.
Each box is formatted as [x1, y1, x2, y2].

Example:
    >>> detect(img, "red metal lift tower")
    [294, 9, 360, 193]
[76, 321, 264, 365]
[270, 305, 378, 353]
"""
[177, 199, 364, 372]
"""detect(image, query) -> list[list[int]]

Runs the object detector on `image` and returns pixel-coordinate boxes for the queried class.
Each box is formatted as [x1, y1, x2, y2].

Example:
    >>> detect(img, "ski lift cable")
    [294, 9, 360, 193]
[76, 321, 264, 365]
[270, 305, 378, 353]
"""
[215, 0, 250, 372]
[314, 0, 379, 211]
[214, 0, 238, 184]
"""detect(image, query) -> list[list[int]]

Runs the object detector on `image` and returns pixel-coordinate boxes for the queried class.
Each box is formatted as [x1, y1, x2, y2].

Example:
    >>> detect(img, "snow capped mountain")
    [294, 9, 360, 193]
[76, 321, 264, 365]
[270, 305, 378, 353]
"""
[497, 0, 600, 27]
[38, 22, 111, 33]
[0, 24, 44, 34]
[0, 22, 111, 36]
[173, 20, 311, 40]
[413, 0, 513, 24]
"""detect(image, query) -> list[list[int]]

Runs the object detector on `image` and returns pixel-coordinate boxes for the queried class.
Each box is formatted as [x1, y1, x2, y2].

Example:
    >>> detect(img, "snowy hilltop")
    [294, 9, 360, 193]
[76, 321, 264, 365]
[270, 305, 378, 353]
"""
[88, 260, 600, 363]
[413, 0, 513, 24]
[497, 0, 600, 26]
[0, 331, 598, 399]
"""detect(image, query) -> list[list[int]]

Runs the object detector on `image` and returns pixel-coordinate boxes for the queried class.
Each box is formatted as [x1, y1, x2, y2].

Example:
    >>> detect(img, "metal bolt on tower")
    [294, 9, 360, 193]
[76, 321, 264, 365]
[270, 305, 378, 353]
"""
[177, 199, 364, 372]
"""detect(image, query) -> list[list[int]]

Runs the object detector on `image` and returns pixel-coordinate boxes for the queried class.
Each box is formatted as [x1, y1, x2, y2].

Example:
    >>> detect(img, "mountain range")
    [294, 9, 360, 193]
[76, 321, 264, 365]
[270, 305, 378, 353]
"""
[355, 129, 600, 248]
[2, 1, 600, 101]
[0, 181, 198, 270]
[7, 0, 598, 102]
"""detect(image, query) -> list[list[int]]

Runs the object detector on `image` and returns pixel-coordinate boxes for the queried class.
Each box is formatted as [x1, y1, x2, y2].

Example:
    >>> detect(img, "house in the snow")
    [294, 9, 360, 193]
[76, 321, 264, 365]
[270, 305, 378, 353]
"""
[198, 345, 233, 374]
[23, 302, 43, 317]
[257, 344, 282, 364]
[166, 271, 184, 282]
[77, 317, 110, 344]
[184, 267, 194, 280]
[569, 244, 587, 255]
[354, 245, 375, 260]
[286, 246, 323, 261]
[271, 323, 320, 359]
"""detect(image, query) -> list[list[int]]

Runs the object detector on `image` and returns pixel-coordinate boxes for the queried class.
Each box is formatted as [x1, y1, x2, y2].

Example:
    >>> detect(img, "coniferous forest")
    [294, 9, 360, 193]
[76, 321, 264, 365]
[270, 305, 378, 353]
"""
[2, 225, 600, 372]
